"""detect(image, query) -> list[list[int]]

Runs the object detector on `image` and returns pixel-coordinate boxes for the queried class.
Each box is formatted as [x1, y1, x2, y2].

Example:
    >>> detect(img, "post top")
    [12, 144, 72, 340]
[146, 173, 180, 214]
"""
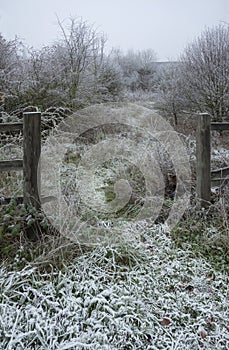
[23, 111, 41, 115]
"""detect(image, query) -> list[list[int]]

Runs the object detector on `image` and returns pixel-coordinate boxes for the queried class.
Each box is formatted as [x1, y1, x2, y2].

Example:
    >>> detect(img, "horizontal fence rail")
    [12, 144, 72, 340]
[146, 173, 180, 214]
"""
[211, 166, 229, 187]
[0, 122, 23, 132]
[0, 159, 23, 171]
[211, 122, 229, 131]
[211, 166, 229, 179]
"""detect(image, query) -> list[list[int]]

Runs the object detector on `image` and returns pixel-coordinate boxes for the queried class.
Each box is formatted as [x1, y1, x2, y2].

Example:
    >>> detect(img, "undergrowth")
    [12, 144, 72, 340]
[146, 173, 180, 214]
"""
[0, 228, 228, 349]
[171, 195, 229, 273]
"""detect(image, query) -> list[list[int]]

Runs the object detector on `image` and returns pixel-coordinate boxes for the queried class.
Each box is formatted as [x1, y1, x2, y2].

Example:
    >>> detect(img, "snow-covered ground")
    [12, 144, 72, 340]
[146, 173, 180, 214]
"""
[0, 225, 228, 350]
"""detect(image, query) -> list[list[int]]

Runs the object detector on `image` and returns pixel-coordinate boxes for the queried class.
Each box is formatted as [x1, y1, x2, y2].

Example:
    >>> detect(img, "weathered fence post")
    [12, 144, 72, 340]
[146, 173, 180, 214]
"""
[23, 112, 41, 210]
[196, 113, 211, 207]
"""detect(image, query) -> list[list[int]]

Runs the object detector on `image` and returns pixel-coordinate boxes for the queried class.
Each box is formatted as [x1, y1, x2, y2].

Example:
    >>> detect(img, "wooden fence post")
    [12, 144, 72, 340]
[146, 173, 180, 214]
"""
[196, 113, 211, 207]
[23, 112, 41, 210]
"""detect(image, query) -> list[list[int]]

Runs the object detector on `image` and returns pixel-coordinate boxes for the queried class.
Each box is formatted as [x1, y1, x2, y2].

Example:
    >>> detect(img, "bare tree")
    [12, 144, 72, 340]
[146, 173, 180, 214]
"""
[112, 49, 157, 92]
[156, 63, 183, 125]
[0, 37, 27, 111]
[54, 17, 107, 106]
[180, 24, 229, 121]
[136, 49, 157, 91]
[22, 47, 63, 108]
[0, 34, 18, 87]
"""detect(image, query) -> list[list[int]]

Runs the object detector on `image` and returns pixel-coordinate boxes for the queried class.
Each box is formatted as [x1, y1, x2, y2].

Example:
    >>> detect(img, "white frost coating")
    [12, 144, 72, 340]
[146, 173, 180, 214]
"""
[0, 227, 228, 349]
[40, 102, 191, 244]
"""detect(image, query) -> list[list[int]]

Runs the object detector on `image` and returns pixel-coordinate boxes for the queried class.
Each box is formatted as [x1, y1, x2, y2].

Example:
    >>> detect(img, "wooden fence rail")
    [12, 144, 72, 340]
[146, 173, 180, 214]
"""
[211, 122, 229, 132]
[0, 112, 41, 209]
[196, 113, 229, 207]
[0, 122, 23, 132]
[0, 159, 23, 171]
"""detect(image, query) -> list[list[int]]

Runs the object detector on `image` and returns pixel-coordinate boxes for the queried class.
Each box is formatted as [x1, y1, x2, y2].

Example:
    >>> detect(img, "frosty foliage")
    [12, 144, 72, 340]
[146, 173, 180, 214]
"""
[155, 63, 184, 126]
[179, 24, 229, 122]
[0, 34, 23, 108]
[0, 18, 124, 112]
[0, 227, 228, 349]
[110, 49, 158, 93]
[39, 103, 191, 241]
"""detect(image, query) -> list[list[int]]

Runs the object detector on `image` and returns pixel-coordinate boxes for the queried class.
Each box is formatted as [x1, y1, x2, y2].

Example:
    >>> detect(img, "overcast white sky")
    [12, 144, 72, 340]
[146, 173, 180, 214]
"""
[0, 0, 228, 61]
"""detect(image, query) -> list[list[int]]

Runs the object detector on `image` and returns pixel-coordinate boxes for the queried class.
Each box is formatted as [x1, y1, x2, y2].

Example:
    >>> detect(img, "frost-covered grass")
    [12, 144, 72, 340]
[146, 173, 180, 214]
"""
[1, 106, 228, 349]
[0, 226, 228, 350]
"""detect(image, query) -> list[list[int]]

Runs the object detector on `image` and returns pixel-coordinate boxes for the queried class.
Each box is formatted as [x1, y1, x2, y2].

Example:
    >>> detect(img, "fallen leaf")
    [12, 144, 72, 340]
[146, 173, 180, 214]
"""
[198, 328, 207, 339]
[161, 317, 172, 326]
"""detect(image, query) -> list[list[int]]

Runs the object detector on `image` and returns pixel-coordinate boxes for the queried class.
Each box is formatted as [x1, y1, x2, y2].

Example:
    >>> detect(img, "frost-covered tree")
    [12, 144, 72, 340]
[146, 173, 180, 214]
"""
[0, 34, 17, 89]
[136, 49, 158, 91]
[53, 17, 107, 107]
[156, 62, 184, 125]
[89, 54, 123, 102]
[21, 48, 55, 107]
[113, 49, 157, 92]
[20, 17, 122, 109]
[0, 34, 24, 111]
[180, 24, 229, 121]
